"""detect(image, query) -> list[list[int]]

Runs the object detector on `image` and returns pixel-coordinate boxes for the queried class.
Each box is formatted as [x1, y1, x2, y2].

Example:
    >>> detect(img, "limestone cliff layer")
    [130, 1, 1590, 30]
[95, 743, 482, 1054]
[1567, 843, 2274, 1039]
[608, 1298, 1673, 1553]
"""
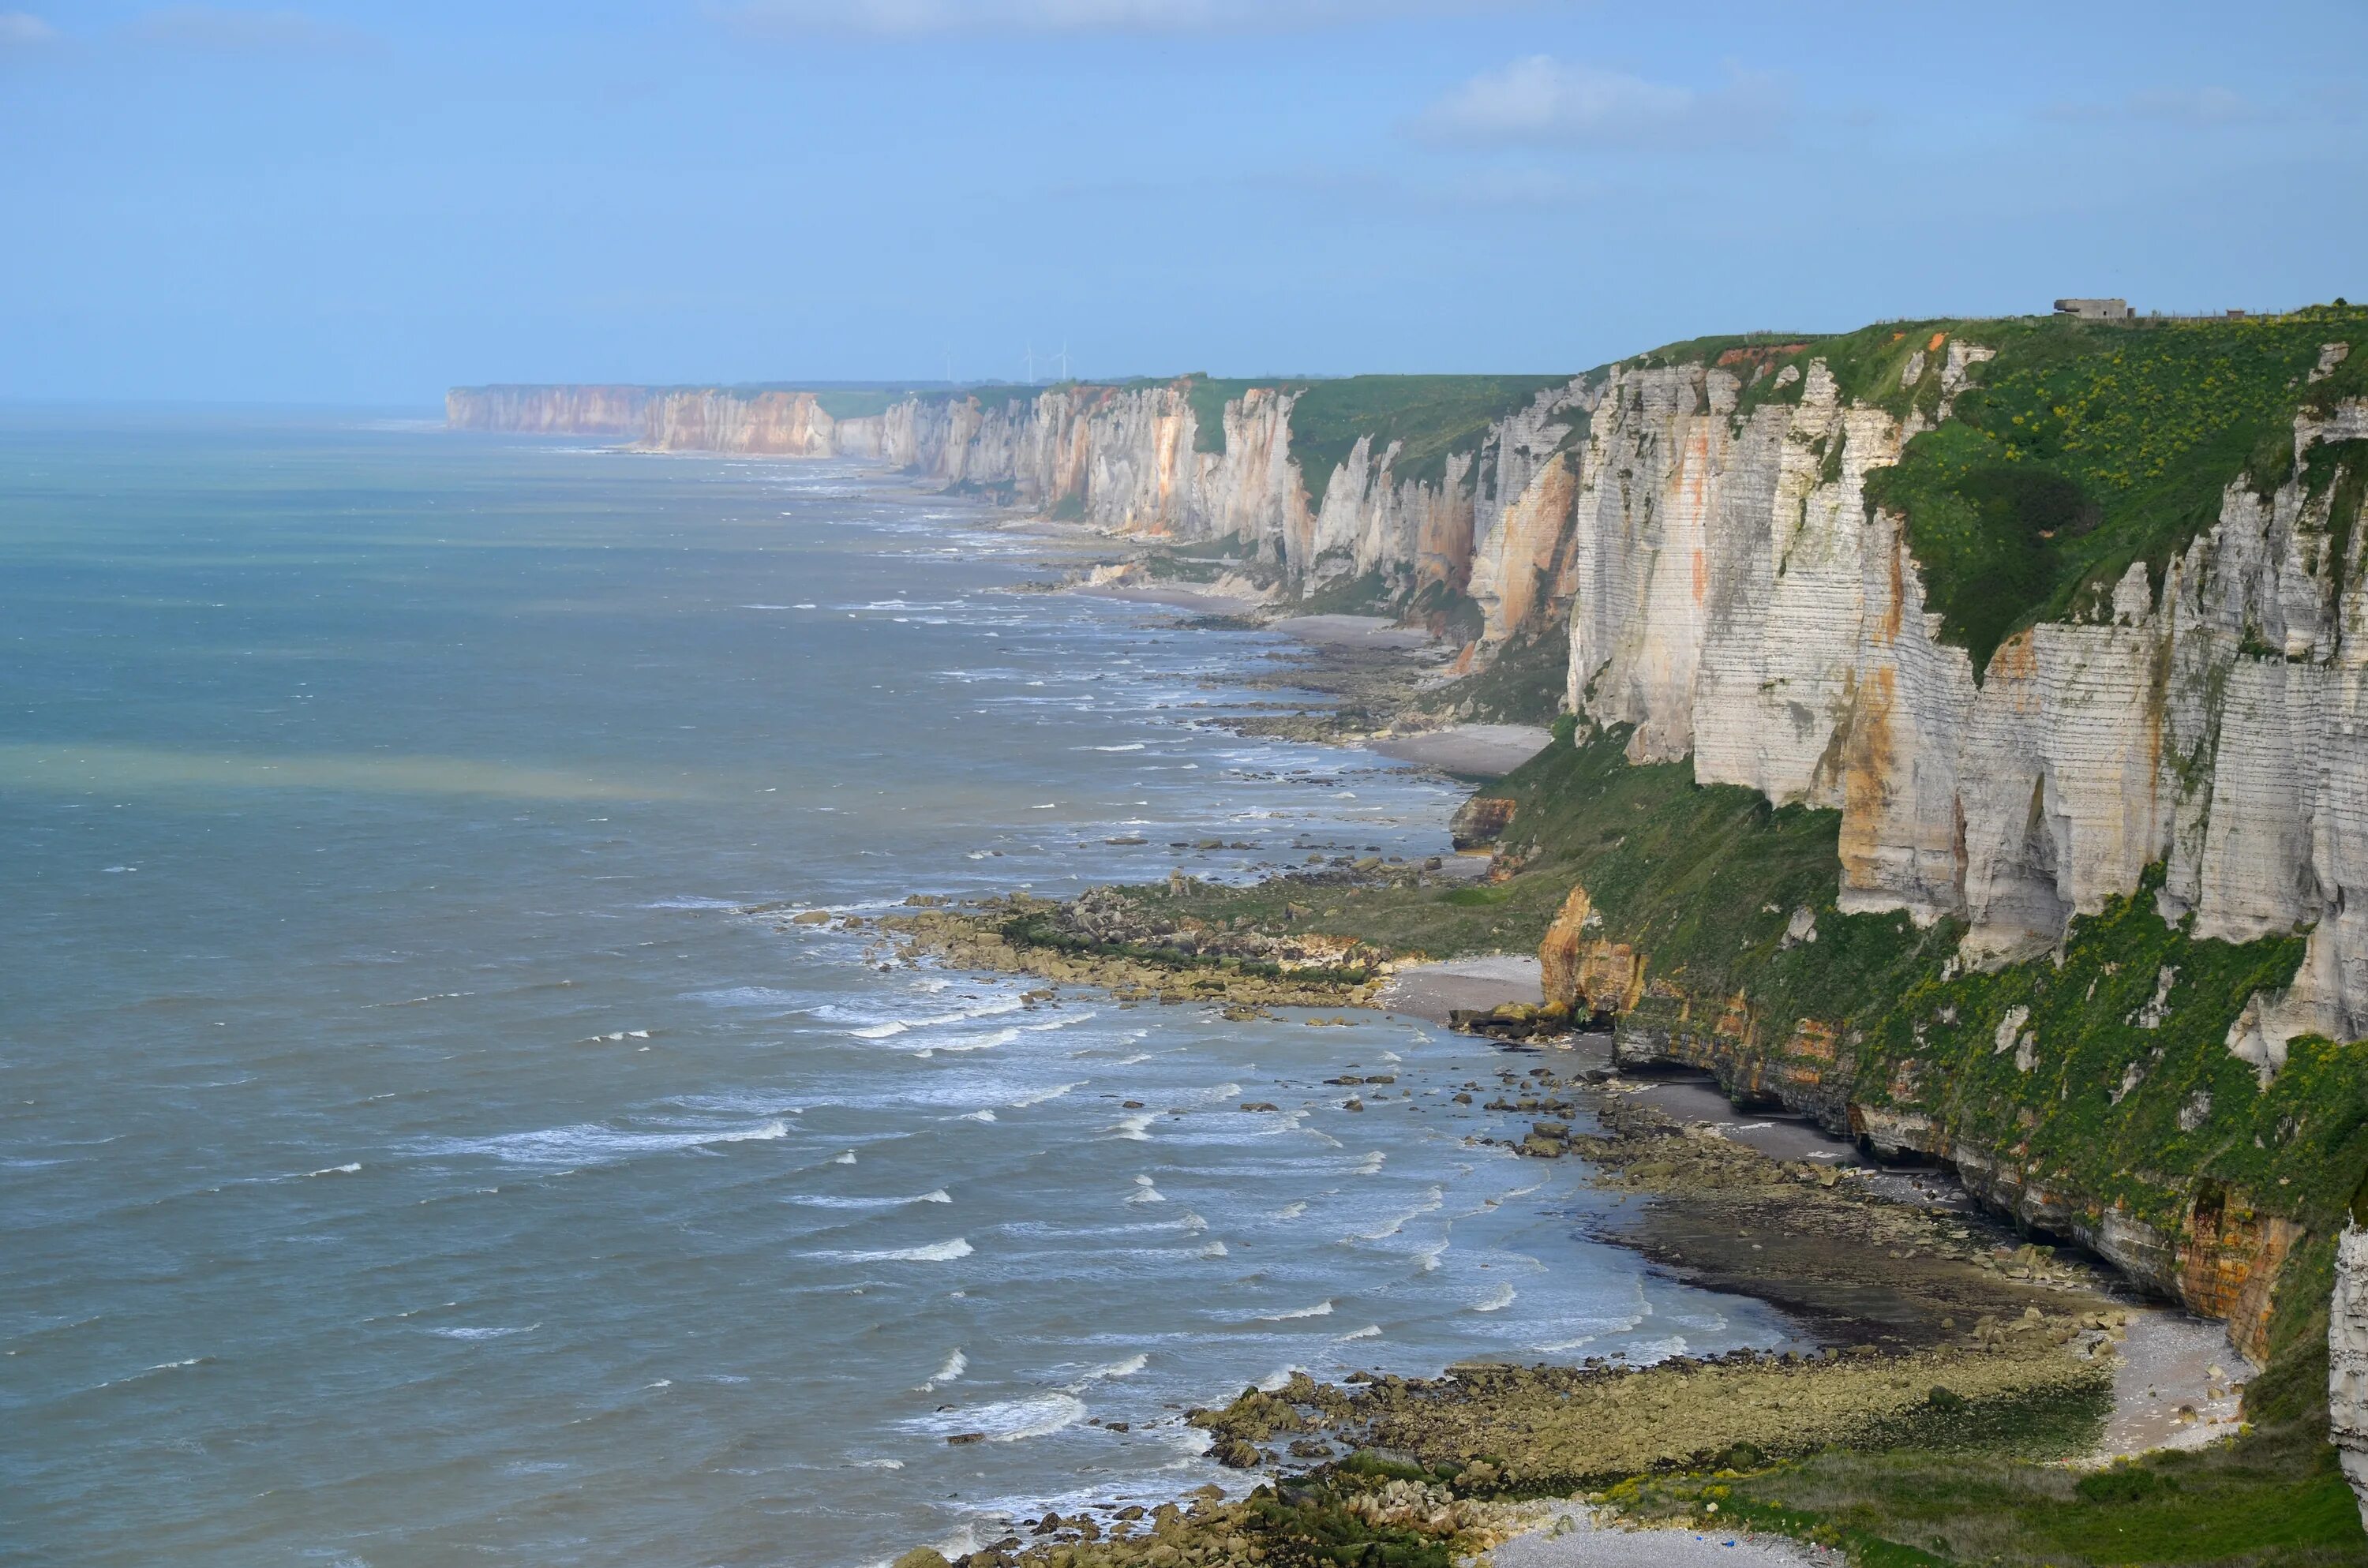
[1562, 359, 2368, 1057]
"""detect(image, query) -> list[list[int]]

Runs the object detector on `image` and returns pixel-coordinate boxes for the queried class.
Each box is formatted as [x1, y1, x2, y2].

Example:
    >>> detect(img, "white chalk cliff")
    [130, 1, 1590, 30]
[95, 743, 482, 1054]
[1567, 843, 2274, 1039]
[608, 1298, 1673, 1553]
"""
[1561, 357, 2368, 1061]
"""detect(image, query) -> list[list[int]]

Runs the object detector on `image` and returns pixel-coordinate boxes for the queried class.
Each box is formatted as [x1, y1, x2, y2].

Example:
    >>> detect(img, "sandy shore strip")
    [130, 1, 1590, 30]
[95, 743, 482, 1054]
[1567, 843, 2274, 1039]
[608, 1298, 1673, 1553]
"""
[1369, 723, 1556, 777]
[1074, 582, 1269, 614]
[1272, 612, 1440, 649]
[1377, 953, 1543, 1024]
[2095, 1308, 2248, 1458]
[1474, 1502, 1834, 1567]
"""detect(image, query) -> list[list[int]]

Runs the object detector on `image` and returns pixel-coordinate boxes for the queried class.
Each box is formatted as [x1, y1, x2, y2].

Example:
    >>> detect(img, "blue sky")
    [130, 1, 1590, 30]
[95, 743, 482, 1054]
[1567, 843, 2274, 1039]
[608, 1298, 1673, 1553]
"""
[2, 0, 2362, 404]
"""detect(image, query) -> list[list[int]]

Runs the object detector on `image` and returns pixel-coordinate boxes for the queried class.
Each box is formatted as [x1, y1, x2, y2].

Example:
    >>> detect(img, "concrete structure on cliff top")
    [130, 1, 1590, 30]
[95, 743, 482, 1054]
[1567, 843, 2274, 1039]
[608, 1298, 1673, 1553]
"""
[452, 338, 2368, 1503]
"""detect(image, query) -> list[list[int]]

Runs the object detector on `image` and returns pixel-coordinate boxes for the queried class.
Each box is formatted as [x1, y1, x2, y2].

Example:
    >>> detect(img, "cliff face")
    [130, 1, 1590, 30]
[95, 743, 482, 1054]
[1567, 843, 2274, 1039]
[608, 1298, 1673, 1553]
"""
[1563, 361, 2368, 1050]
[445, 384, 654, 435]
[447, 378, 1598, 648]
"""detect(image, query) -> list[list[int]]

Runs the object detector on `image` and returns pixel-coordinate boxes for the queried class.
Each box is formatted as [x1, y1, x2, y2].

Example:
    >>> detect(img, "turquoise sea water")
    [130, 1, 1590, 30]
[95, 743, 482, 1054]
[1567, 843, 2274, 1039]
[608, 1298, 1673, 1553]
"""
[0, 411, 1797, 1568]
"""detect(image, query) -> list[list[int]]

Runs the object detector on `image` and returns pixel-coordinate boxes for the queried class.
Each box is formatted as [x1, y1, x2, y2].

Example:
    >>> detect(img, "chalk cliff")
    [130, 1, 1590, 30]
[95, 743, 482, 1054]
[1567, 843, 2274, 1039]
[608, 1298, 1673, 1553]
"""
[448, 378, 1598, 653]
[1560, 359, 2368, 1053]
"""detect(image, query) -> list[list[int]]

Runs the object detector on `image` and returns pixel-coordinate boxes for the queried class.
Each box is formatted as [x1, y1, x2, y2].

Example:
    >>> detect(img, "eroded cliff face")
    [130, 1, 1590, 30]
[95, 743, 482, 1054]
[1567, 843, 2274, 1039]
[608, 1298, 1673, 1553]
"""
[1564, 360, 2368, 1049]
[448, 378, 1598, 647]
[446, 384, 655, 435]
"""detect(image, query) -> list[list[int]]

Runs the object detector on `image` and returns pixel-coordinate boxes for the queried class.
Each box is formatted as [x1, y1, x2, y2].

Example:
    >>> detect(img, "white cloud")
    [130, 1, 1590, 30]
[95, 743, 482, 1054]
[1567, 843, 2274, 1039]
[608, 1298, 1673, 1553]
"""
[727, 0, 1508, 36]
[1414, 54, 1784, 147]
[126, 6, 369, 53]
[0, 11, 56, 47]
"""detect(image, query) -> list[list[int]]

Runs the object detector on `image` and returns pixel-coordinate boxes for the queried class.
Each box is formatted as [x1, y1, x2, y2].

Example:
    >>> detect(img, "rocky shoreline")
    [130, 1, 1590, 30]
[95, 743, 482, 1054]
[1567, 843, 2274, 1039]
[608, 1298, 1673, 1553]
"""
[857, 589, 2296, 1568]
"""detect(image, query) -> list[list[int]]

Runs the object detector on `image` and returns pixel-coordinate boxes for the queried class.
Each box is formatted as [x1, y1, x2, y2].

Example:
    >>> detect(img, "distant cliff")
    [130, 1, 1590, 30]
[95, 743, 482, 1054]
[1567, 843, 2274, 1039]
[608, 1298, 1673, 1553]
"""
[446, 375, 1596, 657]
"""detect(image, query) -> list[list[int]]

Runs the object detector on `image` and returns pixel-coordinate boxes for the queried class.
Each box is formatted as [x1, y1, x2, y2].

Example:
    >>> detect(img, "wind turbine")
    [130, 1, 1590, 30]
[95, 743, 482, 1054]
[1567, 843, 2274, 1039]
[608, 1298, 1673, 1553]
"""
[1025, 342, 1036, 384]
[1056, 341, 1070, 382]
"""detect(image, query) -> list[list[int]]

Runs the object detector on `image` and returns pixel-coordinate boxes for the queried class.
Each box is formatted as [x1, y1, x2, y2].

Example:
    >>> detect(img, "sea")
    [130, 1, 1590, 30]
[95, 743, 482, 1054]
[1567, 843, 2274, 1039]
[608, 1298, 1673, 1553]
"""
[0, 410, 1800, 1568]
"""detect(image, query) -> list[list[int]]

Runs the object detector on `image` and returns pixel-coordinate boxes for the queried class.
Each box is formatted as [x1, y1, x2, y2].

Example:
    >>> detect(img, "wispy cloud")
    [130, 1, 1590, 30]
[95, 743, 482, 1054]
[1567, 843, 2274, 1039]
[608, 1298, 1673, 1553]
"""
[725, 0, 1512, 37]
[2043, 84, 2265, 128]
[126, 6, 372, 54]
[1413, 54, 1785, 148]
[0, 10, 56, 47]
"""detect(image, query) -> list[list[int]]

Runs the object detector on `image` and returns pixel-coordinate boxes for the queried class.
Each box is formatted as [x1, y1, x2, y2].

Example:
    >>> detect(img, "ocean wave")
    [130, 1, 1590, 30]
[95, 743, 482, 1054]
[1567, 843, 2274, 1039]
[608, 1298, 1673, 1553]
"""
[1344, 1186, 1443, 1241]
[808, 1237, 972, 1263]
[305, 1162, 363, 1177]
[1471, 1282, 1516, 1313]
[1125, 1175, 1163, 1205]
[1197, 1241, 1229, 1258]
[1257, 1300, 1334, 1321]
[1351, 1151, 1384, 1176]
[646, 896, 747, 911]
[1084, 1353, 1148, 1380]
[788, 1189, 950, 1210]
[1274, 1201, 1308, 1219]
[1108, 1113, 1153, 1141]
[927, 1349, 967, 1386]
[91, 1355, 213, 1390]
[1339, 1325, 1381, 1341]
[913, 1392, 1087, 1443]
[960, 1110, 998, 1122]
[413, 1117, 790, 1166]
[1006, 1080, 1086, 1109]
[1019, 1010, 1096, 1032]
[917, 1027, 1019, 1056]
[431, 1323, 540, 1340]
[688, 986, 808, 1009]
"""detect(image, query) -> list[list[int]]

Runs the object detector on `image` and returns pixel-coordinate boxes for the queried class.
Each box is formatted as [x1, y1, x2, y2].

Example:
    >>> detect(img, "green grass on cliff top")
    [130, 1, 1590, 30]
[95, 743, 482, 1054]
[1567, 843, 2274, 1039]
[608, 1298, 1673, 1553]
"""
[1643, 305, 2368, 674]
[1175, 373, 1573, 512]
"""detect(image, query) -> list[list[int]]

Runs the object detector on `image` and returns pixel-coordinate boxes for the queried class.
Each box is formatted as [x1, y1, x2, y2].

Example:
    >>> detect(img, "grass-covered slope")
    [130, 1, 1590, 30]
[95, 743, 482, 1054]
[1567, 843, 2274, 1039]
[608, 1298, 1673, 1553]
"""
[1677, 305, 2368, 672]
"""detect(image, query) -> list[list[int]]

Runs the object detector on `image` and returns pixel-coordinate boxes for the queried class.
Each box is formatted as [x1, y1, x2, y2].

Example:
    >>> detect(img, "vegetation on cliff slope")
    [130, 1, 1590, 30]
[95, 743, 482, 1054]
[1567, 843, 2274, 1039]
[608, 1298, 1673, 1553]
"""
[1682, 306, 2368, 673]
[1175, 373, 1572, 511]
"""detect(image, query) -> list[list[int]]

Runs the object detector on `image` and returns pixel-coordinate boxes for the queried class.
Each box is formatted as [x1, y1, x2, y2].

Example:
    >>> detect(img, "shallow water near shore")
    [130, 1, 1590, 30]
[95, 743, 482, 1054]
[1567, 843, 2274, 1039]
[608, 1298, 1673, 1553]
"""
[1, 410, 1799, 1568]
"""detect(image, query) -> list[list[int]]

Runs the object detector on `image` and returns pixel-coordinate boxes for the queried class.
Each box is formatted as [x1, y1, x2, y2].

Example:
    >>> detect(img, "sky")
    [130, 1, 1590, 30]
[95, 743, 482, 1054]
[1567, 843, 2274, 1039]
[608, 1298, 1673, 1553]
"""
[2, 0, 2362, 405]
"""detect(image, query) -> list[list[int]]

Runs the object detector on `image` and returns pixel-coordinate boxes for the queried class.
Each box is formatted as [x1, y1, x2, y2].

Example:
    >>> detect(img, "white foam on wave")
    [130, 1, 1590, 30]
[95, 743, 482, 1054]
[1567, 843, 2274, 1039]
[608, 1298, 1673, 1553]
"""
[1339, 1324, 1382, 1341]
[1108, 1113, 1154, 1141]
[414, 1117, 789, 1167]
[1008, 1080, 1086, 1109]
[850, 1021, 908, 1039]
[1198, 1241, 1228, 1258]
[1274, 1201, 1307, 1219]
[1085, 1353, 1148, 1380]
[833, 1150, 857, 1166]
[1020, 1010, 1096, 1032]
[1257, 1364, 1309, 1392]
[809, 1237, 973, 1263]
[1345, 1185, 1443, 1241]
[1471, 1282, 1516, 1313]
[1352, 1151, 1384, 1176]
[432, 1323, 541, 1340]
[789, 1189, 951, 1210]
[306, 1162, 362, 1177]
[1258, 1300, 1334, 1321]
[961, 1110, 998, 1123]
[928, 1349, 968, 1385]
[1089, 743, 1146, 752]
[917, 1027, 1021, 1057]
[647, 896, 745, 911]
[910, 1392, 1088, 1444]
